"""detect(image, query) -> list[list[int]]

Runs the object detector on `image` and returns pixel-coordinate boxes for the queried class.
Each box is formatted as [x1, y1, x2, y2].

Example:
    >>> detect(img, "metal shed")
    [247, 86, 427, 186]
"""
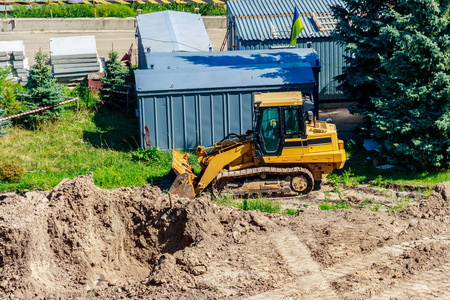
[227, 0, 345, 101]
[135, 11, 212, 69]
[134, 48, 321, 150]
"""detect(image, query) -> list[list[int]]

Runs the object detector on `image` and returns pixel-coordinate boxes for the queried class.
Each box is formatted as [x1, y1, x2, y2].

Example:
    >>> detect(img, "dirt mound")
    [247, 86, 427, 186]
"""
[0, 173, 266, 299]
[1, 177, 450, 299]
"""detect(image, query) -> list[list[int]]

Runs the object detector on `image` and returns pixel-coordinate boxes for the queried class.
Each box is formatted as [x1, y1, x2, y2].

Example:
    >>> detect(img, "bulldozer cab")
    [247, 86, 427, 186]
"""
[254, 92, 306, 156]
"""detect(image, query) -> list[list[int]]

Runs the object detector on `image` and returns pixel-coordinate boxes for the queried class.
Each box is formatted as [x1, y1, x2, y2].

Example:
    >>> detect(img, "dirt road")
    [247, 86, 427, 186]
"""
[0, 174, 449, 299]
[1, 28, 227, 65]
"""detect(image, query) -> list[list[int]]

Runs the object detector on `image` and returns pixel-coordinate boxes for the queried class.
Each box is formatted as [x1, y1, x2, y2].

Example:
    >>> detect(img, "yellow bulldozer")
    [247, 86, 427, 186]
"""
[169, 91, 346, 198]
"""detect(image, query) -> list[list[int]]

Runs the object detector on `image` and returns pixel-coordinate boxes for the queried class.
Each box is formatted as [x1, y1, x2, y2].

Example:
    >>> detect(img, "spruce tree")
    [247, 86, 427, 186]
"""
[100, 51, 129, 105]
[333, 0, 450, 169]
[24, 49, 65, 123]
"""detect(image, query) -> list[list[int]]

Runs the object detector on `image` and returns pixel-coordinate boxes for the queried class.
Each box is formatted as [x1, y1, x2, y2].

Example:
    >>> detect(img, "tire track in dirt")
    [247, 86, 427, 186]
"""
[369, 262, 450, 299]
[323, 234, 450, 281]
[326, 231, 450, 299]
[245, 229, 338, 300]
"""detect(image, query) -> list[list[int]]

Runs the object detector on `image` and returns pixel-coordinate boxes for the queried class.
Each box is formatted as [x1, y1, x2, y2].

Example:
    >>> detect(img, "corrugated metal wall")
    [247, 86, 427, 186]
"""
[227, 0, 346, 101]
[237, 39, 344, 101]
[139, 92, 254, 150]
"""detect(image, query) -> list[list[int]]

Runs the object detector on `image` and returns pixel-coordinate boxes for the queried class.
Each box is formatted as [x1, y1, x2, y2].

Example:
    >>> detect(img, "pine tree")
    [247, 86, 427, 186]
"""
[100, 51, 129, 105]
[333, 0, 450, 169]
[24, 49, 65, 123]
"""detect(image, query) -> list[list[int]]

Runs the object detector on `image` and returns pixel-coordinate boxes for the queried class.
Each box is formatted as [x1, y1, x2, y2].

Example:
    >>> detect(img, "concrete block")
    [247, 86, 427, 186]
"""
[0, 41, 24, 53]
[203, 16, 227, 29]
[12, 60, 24, 69]
[53, 65, 101, 74]
[50, 57, 99, 64]
[52, 62, 100, 72]
[53, 70, 95, 77]
[50, 36, 98, 59]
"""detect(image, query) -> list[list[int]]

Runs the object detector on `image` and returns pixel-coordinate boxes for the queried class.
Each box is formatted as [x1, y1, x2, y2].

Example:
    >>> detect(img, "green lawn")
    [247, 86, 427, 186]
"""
[330, 140, 450, 187]
[0, 104, 448, 192]
[0, 105, 172, 191]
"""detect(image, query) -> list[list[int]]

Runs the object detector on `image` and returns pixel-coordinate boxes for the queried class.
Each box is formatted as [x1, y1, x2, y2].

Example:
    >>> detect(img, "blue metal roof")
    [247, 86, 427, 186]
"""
[227, 0, 343, 40]
[136, 11, 212, 52]
[135, 48, 319, 94]
[142, 47, 320, 70]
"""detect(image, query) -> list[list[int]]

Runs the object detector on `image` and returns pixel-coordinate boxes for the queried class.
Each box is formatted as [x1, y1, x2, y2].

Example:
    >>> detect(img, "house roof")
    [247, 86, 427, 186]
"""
[136, 10, 212, 53]
[135, 48, 320, 94]
[227, 0, 344, 41]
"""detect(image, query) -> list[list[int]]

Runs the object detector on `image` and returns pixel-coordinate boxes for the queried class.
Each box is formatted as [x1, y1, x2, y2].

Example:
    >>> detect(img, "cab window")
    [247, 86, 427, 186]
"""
[260, 109, 280, 153]
[284, 108, 301, 135]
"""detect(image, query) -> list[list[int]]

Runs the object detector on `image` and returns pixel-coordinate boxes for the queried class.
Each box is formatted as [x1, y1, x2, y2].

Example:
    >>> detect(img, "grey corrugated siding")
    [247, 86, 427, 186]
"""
[135, 47, 321, 150]
[138, 92, 254, 150]
[237, 39, 344, 100]
[138, 86, 322, 150]
[227, 0, 345, 100]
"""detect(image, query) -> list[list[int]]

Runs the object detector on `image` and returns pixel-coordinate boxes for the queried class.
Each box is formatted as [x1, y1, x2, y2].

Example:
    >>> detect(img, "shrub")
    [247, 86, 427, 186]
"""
[0, 108, 11, 136]
[0, 162, 25, 182]
[282, 208, 298, 215]
[0, 66, 27, 117]
[132, 147, 162, 162]
[0, 3, 227, 18]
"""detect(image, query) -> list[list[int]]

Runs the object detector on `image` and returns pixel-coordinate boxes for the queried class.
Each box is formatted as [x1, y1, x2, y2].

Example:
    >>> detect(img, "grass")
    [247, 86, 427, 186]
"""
[318, 192, 350, 210]
[213, 193, 297, 215]
[1, 94, 449, 193]
[328, 139, 450, 188]
[0, 101, 172, 191]
[387, 197, 411, 213]
[360, 198, 382, 211]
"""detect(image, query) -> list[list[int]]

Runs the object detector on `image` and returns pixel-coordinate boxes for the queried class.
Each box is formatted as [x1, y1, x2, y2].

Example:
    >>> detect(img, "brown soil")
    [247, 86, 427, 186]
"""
[1, 174, 449, 299]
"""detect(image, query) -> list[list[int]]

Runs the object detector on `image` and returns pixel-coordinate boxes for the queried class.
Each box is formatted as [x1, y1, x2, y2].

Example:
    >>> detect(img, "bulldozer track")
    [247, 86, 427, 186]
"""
[245, 230, 338, 300]
[369, 262, 450, 299]
[323, 233, 450, 281]
[243, 228, 450, 300]
[212, 166, 314, 197]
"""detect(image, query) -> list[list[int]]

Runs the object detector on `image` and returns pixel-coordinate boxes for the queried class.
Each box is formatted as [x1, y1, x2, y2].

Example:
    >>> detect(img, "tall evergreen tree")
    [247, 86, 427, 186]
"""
[332, 0, 395, 116]
[333, 0, 450, 169]
[101, 51, 129, 105]
[24, 49, 65, 123]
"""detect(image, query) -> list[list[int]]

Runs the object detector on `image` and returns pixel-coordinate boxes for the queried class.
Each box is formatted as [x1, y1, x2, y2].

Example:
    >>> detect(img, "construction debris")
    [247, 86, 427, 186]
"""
[0, 40, 29, 85]
[50, 36, 102, 83]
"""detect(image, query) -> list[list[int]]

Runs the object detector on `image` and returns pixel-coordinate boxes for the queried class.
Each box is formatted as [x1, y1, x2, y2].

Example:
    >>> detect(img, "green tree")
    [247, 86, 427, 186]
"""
[23, 49, 65, 124]
[0, 108, 11, 137]
[100, 51, 129, 105]
[333, 0, 450, 169]
[0, 66, 26, 117]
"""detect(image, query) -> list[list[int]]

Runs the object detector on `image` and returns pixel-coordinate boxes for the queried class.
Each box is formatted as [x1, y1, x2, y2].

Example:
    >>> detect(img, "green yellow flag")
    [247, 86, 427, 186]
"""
[290, 7, 304, 46]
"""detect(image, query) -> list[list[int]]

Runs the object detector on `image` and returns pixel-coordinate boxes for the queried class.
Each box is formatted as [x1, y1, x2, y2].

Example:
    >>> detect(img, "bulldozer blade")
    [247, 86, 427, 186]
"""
[169, 172, 195, 199]
[170, 149, 197, 198]
[172, 149, 195, 176]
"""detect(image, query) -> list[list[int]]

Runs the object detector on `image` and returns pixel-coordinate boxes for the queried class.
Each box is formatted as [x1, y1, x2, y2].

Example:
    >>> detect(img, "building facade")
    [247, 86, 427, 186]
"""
[227, 0, 345, 101]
